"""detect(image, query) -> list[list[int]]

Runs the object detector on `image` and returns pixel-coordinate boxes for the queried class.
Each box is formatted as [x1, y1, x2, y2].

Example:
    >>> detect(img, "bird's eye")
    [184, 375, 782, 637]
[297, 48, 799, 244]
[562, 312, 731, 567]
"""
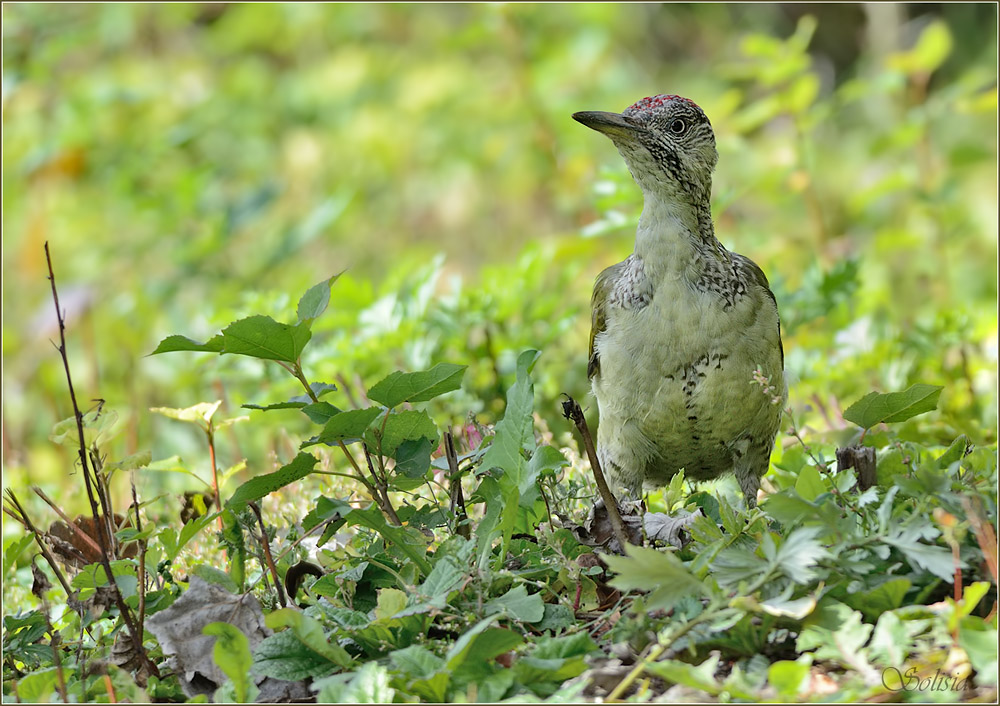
[668, 118, 687, 135]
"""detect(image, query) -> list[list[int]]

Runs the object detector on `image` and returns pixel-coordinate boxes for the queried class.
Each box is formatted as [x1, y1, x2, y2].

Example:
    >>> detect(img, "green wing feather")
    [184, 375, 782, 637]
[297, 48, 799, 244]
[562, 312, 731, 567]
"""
[732, 253, 784, 367]
[588, 262, 625, 379]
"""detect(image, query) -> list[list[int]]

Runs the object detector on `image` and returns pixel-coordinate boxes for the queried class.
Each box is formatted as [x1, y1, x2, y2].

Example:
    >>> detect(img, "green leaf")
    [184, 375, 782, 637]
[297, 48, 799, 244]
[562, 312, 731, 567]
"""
[843, 578, 911, 622]
[367, 362, 467, 408]
[885, 524, 960, 581]
[960, 625, 998, 686]
[771, 527, 832, 584]
[14, 667, 59, 703]
[794, 464, 826, 501]
[3, 535, 35, 576]
[768, 657, 811, 701]
[226, 452, 316, 508]
[484, 584, 545, 623]
[221, 315, 312, 363]
[375, 587, 409, 619]
[797, 602, 873, 664]
[347, 505, 432, 575]
[644, 654, 722, 695]
[390, 644, 445, 679]
[192, 565, 239, 594]
[444, 616, 523, 681]
[478, 349, 541, 568]
[151, 401, 222, 426]
[368, 410, 438, 457]
[252, 630, 339, 681]
[474, 476, 504, 572]
[842, 384, 943, 430]
[297, 273, 342, 324]
[305, 407, 381, 447]
[480, 350, 540, 475]
[301, 401, 343, 425]
[151, 334, 224, 355]
[203, 622, 256, 704]
[394, 437, 434, 478]
[605, 544, 708, 611]
[935, 434, 972, 469]
[313, 661, 395, 703]
[265, 608, 352, 668]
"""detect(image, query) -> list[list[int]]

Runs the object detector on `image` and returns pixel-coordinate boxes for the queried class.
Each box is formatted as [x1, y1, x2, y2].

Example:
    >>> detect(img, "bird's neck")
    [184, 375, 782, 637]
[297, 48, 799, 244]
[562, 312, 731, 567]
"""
[634, 191, 728, 279]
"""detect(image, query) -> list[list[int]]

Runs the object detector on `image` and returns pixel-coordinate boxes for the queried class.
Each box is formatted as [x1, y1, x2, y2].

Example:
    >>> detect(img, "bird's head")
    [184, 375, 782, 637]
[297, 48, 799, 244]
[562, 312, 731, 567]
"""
[574, 94, 718, 204]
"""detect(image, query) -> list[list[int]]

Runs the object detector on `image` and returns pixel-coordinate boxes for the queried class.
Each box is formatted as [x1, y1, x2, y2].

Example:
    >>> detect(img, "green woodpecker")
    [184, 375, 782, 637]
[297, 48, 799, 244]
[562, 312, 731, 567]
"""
[574, 94, 786, 508]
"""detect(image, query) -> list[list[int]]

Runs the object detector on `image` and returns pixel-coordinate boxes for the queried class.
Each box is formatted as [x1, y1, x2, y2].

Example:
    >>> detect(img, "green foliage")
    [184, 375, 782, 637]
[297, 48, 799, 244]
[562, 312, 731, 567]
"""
[3, 5, 997, 704]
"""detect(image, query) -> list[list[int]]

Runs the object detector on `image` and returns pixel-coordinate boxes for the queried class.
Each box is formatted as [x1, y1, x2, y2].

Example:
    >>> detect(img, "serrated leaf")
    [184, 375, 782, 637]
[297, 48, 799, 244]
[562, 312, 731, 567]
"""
[368, 410, 438, 457]
[304, 407, 381, 447]
[226, 452, 316, 508]
[297, 274, 342, 324]
[843, 578, 911, 622]
[347, 505, 432, 575]
[301, 401, 343, 425]
[367, 363, 467, 408]
[606, 544, 708, 611]
[151, 334, 224, 355]
[484, 584, 545, 623]
[221, 315, 312, 363]
[252, 630, 339, 681]
[842, 384, 943, 430]
[394, 437, 434, 478]
[773, 527, 832, 584]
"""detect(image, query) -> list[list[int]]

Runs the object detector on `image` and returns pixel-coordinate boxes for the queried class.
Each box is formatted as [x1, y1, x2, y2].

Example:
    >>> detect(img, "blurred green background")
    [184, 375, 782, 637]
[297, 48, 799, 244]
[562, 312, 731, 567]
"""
[2, 4, 997, 523]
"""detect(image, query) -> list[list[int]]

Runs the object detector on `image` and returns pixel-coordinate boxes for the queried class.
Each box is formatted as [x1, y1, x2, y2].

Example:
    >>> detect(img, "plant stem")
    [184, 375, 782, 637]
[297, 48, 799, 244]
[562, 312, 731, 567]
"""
[250, 502, 287, 608]
[562, 395, 630, 551]
[44, 242, 159, 681]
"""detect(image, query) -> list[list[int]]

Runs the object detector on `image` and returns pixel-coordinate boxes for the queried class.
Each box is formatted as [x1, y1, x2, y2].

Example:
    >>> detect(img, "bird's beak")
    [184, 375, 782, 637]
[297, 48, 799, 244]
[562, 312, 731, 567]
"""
[572, 111, 643, 140]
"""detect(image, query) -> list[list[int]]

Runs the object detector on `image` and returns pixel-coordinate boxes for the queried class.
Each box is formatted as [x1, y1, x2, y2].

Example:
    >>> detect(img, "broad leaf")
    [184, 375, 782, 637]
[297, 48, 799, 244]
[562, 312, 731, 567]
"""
[367, 363, 467, 408]
[304, 407, 381, 447]
[843, 384, 943, 430]
[484, 584, 545, 623]
[265, 608, 352, 667]
[203, 622, 256, 704]
[346, 505, 432, 575]
[227, 452, 316, 508]
[394, 437, 434, 478]
[367, 409, 438, 457]
[297, 274, 342, 324]
[221, 315, 312, 363]
[151, 334, 224, 355]
[252, 630, 339, 681]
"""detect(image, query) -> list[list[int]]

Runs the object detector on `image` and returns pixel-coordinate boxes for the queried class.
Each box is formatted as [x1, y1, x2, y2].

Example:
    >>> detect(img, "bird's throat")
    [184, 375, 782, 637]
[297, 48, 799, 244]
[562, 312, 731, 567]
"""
[634, 192, 724, 280]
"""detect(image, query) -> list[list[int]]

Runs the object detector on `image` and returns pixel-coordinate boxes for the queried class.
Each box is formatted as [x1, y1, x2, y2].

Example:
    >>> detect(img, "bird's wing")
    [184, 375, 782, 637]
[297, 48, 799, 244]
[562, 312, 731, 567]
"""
[588, 261, 626, 379]
[732, 253, 784, 367]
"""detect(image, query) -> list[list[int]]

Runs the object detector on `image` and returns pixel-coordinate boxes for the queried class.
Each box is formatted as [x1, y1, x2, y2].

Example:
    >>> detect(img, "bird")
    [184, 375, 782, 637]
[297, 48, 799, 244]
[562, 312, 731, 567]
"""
[573, 94, 786, 509]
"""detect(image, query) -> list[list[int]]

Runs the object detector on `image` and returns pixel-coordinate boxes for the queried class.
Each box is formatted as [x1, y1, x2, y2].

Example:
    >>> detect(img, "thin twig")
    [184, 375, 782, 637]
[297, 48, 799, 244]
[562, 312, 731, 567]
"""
[249, 502, 287, 608]
[364, 444, 401, 525]
[44, 242, 159, 681]
[4, 490, 74, 598]
[31, 485, 104, 557]
[129, 473, 148, 641]
[445, 432, 470, 539]
[561, 395, 629, 551]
